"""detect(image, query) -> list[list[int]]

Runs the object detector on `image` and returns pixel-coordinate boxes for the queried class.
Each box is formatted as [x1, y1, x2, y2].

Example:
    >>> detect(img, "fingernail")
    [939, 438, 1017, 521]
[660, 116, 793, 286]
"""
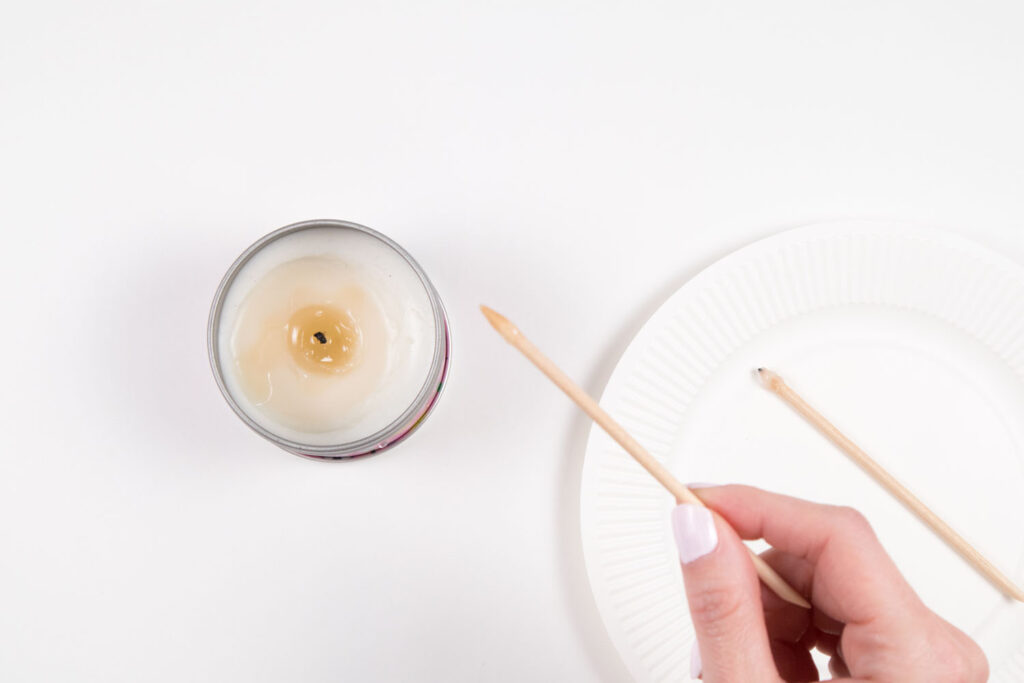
[672, 504, 718, 564]
[686, 482, 718, 490]
[689, 640, 702, 679]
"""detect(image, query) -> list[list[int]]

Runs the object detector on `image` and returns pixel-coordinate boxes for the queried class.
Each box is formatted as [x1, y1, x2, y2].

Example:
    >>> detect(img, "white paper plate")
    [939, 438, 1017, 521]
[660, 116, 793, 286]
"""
[580, 222, 1024, 682]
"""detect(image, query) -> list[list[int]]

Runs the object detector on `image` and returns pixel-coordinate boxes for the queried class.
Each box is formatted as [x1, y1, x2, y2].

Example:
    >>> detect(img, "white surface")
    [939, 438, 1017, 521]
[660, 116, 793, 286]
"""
[216, 225, 436, 445]
[4, 2, 1024, 681]
[581, 223, 1024, 682]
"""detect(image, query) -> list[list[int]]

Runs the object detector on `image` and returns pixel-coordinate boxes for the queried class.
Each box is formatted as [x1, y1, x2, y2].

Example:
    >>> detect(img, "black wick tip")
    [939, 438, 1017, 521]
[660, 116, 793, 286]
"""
[313, 331, 327, 344]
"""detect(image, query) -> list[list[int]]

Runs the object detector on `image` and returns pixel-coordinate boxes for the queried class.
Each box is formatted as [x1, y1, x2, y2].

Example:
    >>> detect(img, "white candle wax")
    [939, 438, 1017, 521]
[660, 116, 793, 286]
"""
[214, 225, 438, 447]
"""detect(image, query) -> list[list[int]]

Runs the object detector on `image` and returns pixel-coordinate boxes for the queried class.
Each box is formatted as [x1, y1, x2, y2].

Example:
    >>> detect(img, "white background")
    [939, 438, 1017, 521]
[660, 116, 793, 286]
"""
[3, 2, 1024, 681]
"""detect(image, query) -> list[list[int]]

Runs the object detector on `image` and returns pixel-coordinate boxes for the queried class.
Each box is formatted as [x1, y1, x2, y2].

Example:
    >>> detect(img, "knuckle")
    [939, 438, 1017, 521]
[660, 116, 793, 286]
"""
[930, 631, 989, 683]
[963, 636, 989, 682]
[687, 583, 745, 629]
[832, 505, 872, 533]
[928, 639, 960, 676]
[969, 650, 990, 682]
[973, 651, 990, 681]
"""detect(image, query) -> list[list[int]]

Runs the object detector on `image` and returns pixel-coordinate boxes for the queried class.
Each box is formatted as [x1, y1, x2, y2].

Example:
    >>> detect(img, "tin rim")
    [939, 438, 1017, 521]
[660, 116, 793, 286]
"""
[207, 219, 451, 460]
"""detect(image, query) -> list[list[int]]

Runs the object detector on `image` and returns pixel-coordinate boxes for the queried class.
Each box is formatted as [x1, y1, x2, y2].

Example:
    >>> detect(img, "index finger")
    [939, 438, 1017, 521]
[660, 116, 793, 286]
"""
[692, 485, 926, 627]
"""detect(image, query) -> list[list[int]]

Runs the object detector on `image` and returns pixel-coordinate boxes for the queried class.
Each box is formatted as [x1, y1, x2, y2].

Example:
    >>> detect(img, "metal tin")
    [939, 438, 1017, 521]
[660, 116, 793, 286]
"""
[207, 219, 451, 460]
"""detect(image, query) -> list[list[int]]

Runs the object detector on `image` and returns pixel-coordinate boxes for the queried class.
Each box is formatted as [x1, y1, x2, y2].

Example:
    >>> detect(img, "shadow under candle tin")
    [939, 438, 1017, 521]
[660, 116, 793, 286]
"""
[207, 219, 451, 460]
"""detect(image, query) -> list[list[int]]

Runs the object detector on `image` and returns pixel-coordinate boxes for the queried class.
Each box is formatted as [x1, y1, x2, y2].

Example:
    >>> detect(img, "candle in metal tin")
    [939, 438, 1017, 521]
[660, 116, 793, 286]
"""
[208, 219, 450, 459]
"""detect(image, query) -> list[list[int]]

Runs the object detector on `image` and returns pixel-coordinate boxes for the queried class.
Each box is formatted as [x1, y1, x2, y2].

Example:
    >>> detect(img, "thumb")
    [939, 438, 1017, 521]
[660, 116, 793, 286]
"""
[672, 504, 777, 682]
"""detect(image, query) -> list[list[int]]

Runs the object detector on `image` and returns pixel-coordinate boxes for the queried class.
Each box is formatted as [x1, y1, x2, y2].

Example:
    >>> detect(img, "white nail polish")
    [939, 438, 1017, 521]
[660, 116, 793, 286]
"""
[689, 640, 702, 679]
[686, 482, 718, 490]
[672, 505, 718, 564]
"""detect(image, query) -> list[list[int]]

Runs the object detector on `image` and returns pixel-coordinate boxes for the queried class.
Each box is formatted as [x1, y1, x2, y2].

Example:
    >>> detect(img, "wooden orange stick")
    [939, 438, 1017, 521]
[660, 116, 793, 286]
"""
[481, 305, 810, 609]
[758, 367, 1024, 602]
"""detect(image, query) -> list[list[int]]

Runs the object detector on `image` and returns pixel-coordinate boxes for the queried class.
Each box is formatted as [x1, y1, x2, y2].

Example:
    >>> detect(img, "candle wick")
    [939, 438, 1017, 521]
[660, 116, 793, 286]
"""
[313, 332, 327, 344]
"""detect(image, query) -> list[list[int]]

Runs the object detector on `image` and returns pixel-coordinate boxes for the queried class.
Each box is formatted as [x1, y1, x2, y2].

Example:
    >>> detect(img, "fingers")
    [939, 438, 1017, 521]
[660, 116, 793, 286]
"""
[692, 485, 924, 626]
[816, 632, 840, 657]
[757, 548, 844, 644]
[768, 640, 818, 682]
[756, 550, 819, 682]
[694, 486, 989, 682]
[828, 654, 852, 679]
[671, 504, 777, 682]
[757, 549, 814, 643]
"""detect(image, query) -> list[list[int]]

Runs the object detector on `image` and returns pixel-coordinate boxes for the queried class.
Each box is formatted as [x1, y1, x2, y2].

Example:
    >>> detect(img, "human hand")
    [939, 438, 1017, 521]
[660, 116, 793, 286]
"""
[671, 485, 988, 682]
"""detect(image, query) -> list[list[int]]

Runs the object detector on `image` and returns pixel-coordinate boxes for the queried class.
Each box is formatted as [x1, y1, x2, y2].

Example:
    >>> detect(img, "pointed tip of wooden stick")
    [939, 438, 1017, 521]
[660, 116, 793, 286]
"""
[480, 305, 519, 341]
[756, 367, 783, 392]
[749, 552, 811, 608]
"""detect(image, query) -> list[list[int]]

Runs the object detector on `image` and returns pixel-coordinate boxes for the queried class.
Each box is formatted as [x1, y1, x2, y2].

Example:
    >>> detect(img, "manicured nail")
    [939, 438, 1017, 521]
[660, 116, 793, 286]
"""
[686, 482, 718, 490]
[672, 504, 718, 564]
[689, 640, 702, 679]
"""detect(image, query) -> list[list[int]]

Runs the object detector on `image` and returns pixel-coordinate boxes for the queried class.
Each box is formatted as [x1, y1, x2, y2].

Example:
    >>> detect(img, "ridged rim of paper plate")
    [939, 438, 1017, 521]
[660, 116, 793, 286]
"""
[579, 221, 1024, 682]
